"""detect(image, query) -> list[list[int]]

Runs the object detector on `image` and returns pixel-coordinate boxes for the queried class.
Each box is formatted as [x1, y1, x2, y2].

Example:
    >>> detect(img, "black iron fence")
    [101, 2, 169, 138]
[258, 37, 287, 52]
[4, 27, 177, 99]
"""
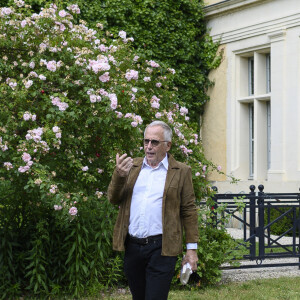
[209, 185, 300, 269]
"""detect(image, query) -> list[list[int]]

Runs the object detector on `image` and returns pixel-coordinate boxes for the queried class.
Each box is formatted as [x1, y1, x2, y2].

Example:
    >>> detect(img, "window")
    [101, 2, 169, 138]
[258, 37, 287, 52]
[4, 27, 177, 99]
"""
[236, 50, 271, 180]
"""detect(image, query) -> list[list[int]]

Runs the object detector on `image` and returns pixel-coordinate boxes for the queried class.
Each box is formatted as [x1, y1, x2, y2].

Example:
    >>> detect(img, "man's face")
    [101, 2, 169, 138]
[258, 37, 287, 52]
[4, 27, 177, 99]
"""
[144, 125, 171, 168]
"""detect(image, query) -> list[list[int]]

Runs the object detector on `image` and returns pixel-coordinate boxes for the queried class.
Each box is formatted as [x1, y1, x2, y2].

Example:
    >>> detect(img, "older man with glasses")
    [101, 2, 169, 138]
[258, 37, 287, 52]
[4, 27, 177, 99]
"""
[108, 120, 198, 300]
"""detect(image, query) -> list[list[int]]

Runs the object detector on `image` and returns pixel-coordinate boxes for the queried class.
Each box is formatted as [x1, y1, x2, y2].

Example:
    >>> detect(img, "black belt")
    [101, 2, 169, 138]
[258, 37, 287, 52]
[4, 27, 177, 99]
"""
[127, 234, 162, 245]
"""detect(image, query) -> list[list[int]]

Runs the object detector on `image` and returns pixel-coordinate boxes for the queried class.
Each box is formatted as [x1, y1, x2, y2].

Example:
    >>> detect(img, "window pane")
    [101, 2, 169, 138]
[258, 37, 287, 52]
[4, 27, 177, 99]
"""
[266, 54, 271, 93]
[248, 57, 254, 96]
[267, 101, 271, 169]
[249, 103, 254, 178]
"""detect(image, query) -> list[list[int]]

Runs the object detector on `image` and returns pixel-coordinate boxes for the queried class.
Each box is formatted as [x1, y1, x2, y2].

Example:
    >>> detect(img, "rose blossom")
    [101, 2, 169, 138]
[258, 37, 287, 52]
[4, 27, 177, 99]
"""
[49, 184, 57, 194]
[23, 112, 31, 121]
[99, 72, 110, 82]
[0, 7, 13, 16]
[148, 60, 160, 68]
[34, 178, 42, 185]
[47, 60, 57, 72]
[57, 102, 68, 111]
[67, 4, 80, 14]
[108, 93, 118, 110]
[95, 191, 103, 198]
[180, 107, 188, 116]
[69, 207, 78, 216]
[54, 205, 62, 210]
[58, 10, 67, 17]
[82, 166, 89, 171]
[89, 94, 97, 103]
[125, 70, 138, 81]
[3, 162, 13, 170]
[39, 74, 46, 80]
[52, 126, 60, 133]
[151, 102, 160, 109]
[115, 111, 123, 118]
[15, 0, 25, 8]
[119, 30, 126, 39]
[18, 166, 30, 173]
[22, 152, 31, 163]
[24, 80, 33, 89]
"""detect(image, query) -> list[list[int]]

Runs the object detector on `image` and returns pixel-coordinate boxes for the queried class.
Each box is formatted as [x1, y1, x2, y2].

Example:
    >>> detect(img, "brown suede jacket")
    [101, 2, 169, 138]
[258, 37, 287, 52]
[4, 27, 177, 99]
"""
[107, 153, 199, 256]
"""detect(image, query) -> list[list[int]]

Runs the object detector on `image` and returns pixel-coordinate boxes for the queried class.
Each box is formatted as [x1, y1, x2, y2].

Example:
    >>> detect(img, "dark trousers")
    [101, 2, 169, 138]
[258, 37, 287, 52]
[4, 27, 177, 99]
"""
[124, 235, 177, 300]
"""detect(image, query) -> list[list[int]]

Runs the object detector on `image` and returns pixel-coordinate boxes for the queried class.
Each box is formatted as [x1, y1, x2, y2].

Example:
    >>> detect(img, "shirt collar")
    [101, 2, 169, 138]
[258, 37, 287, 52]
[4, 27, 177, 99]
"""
[143, 154, 169, 170]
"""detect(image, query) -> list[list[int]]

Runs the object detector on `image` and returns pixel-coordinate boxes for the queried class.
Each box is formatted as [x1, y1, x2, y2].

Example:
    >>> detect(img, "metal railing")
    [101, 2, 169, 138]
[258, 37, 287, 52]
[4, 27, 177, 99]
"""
[209, 185, 300, 269]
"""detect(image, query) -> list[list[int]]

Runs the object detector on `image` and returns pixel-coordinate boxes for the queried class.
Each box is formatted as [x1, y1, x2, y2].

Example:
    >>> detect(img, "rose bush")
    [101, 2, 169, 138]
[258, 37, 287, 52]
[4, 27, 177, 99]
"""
[0, 1, 233, 298]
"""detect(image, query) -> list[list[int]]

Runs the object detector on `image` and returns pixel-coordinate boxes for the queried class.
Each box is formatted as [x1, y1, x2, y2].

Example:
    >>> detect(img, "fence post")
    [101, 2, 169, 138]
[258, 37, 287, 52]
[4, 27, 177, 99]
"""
[298, 188, 300, 269]
[211, 186, 218, 226]
[249, 185, 256, 259]
[258, 184, 265, 260]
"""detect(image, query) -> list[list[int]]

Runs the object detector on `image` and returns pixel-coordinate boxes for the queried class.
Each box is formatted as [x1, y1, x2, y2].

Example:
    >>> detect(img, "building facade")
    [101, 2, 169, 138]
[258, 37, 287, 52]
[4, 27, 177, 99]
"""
[202, 0, 300, 193]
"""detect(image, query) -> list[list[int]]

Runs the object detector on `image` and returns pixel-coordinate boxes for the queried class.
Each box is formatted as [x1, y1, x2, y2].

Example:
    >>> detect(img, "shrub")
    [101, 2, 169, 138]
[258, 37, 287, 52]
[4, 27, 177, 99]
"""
[0, 0, 221, 123]
[264, 206, 299, 237]
[0, 1, 220, 297]
[172, 198, 245, 289]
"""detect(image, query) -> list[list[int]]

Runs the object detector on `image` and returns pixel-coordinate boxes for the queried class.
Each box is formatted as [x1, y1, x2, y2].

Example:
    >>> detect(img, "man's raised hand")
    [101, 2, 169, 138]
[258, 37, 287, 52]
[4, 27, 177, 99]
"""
[116, 153, 133, 177]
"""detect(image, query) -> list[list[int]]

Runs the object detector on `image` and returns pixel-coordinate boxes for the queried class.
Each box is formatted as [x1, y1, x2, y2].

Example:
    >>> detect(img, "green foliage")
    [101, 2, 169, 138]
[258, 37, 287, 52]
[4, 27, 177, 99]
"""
[0, 1, 222, 297]
[264, 206, 298, 237]
[2, 0, 221, 124]
[172, 198, 245, 289]
[79, 0, 221, 123]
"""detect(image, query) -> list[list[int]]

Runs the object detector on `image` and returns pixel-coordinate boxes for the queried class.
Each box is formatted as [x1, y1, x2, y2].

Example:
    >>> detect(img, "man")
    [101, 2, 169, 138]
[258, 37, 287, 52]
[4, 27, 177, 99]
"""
[108, 120, 198, 300]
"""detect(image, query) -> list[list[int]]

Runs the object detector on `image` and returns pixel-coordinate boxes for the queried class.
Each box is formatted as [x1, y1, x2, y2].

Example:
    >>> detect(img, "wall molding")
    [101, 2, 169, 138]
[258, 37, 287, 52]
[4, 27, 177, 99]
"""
[209, 13, 299, 43]
[204, 0, 270, 19]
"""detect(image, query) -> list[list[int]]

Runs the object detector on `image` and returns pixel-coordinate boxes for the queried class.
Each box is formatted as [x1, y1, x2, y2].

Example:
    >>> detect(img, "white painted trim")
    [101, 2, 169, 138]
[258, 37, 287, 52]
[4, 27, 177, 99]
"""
[268, 30, 286, 42]
[237, 94, 270, 102]
[209, 13, 298, 43]
[233, 44, 271, 55]
[204, 0, 270, 18]
[267, 170, 286, 174]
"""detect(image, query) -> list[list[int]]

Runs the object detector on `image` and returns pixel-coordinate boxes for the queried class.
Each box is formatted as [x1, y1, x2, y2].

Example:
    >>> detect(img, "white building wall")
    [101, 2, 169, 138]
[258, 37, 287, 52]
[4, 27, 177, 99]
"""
[205, 0, 300, 193]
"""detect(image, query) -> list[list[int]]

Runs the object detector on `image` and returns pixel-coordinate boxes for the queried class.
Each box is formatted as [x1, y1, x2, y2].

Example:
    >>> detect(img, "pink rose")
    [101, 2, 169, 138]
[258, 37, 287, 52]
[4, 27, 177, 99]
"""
[47, 60, 57, 72]
[22, 152, 31, 163]
[69, 207, 78, 216]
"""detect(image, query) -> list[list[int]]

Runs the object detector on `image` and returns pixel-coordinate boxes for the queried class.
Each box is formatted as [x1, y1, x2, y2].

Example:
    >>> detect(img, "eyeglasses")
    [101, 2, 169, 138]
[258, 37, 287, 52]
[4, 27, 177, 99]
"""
[143, 139, 168, 147]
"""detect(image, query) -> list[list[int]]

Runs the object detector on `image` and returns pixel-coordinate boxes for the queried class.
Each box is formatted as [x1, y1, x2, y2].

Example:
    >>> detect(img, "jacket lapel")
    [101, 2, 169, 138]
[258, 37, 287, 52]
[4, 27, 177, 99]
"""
[127, 157, 143, 190]
[163, 153, 179, 196]
[162, 153, 180, 230]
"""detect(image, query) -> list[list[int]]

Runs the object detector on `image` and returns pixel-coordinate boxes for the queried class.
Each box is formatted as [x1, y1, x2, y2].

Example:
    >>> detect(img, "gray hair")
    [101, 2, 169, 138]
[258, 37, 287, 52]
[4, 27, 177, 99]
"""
[144, 121, 172, 142]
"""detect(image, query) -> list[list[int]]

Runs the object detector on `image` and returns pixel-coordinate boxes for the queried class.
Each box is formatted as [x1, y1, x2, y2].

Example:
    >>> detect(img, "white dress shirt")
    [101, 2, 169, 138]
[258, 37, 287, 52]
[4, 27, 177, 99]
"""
[129, 154, 197, 250]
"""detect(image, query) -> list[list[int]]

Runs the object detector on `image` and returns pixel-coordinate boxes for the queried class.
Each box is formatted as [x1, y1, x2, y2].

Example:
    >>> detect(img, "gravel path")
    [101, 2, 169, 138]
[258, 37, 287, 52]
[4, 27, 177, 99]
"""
[220, 228, 300, 283]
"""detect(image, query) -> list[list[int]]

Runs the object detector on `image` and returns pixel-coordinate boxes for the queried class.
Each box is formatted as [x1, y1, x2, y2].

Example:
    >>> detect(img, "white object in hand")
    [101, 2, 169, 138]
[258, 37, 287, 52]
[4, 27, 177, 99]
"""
[180, 262, 192, 285]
